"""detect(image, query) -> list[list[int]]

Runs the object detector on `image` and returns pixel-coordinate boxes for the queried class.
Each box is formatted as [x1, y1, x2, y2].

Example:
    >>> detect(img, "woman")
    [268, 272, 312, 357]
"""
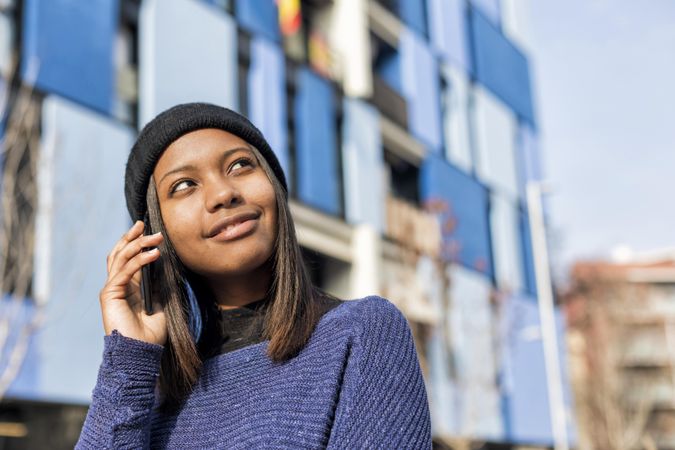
[76, 103, 431, 449]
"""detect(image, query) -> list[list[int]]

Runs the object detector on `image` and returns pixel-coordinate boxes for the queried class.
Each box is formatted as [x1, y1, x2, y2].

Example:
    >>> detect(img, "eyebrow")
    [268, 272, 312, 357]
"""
[158, 146, 253, 186]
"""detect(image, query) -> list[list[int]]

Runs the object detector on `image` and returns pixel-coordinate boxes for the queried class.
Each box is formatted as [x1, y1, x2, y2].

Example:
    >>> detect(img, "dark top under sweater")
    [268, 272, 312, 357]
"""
[202, 294, 344, 357]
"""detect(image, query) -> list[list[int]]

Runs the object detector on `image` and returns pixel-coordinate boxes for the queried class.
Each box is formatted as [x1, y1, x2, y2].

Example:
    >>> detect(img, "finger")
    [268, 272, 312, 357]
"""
[109, 232, 163, 277]
[107, 221, 144, 273]
[119, 247, 160, 281]
[108, 231, 162, 277]
[105, 248, 161, 296]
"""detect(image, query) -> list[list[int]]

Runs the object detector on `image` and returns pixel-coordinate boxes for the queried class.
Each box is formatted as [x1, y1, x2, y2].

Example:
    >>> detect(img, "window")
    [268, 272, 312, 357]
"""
[114, 0, 140, 126]
[301, 246, 351, 299]
[384, 147, 420, 205]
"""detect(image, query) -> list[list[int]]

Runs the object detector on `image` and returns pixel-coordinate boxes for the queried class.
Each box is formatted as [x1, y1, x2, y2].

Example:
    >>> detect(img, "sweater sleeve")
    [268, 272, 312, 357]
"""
[327, 296, 433, 449]
[75, 330, 164, 450]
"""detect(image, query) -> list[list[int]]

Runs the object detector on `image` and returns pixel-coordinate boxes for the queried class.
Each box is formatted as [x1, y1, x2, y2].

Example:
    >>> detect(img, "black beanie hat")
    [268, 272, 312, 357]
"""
[124, 102, 288, 222]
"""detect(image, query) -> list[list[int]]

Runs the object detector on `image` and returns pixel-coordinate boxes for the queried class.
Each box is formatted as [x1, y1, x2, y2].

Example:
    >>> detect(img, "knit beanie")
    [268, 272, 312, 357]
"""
[124, 102, 288, 222]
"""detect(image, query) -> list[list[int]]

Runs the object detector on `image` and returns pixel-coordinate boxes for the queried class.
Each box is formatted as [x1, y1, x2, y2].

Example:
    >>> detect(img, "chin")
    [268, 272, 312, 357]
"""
[188, 247, 275, 279]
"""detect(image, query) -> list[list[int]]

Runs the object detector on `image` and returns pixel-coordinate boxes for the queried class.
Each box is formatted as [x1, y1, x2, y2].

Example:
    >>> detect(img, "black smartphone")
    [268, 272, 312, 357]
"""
[140, 212, 154, 315]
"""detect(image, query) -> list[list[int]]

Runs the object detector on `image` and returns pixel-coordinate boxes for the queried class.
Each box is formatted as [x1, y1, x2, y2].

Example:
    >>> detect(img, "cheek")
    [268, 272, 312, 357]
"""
[160, 203, 201, 254]
[260, 188, 278, 238]
[243, 175, 277, 228]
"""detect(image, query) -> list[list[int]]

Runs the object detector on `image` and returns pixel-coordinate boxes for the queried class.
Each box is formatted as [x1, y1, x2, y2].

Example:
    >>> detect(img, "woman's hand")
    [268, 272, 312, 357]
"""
[99, 220, 167, 346]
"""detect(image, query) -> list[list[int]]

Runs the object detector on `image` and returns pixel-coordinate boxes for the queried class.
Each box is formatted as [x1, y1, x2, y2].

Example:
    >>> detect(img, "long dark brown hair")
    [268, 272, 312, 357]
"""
[145, 144, 326, 412]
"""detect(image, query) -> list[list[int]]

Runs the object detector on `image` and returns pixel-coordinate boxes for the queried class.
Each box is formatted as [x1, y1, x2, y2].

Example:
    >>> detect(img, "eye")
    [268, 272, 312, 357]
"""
[229, 156, 255, 173]
[170, 179, 195, 194]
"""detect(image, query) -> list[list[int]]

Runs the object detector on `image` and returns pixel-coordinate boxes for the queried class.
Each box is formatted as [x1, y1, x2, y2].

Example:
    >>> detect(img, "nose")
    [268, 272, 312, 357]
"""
[204, 175, 242, 212]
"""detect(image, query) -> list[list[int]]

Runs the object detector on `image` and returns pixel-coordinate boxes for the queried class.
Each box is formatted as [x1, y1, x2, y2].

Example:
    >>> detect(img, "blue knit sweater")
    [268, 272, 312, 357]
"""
[76, 296, 432, 449]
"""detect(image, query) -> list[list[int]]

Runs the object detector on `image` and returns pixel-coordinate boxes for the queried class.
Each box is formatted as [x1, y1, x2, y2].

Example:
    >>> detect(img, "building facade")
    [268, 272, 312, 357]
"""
[0, 0, 576, 448]
[565, 253, 675, 449]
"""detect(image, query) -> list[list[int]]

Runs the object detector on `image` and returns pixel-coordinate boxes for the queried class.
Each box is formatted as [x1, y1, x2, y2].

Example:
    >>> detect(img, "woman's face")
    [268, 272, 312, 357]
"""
[152, 128, 278, 280]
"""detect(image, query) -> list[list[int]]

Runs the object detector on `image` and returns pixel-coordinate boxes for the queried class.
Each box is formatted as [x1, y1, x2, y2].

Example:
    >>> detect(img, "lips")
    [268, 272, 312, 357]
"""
[207, 211, 261, 239]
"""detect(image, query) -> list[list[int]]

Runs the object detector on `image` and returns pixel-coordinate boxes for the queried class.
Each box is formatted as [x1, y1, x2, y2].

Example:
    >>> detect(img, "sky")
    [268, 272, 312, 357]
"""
[527, 0, 675, 272]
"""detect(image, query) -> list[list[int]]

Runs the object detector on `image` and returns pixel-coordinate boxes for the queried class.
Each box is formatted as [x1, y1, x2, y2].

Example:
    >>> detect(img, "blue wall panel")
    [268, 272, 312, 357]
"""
[342, 98, 384, 231]
[375, 49, 402, 94]
[6, 96, 133, 403]
[1, 296, 39, 400]
[294, 68, 340, 215]
[499, 295, 577, 446]
[470, 9, 535, 126]
[427, 0, 472, 73]
[139, 0, 238, 127]
[248, 36, 290, 182]
[397, 0, 428, 37]
[400, 29, 443, 153]
[235, 0, 280, 42]
[21, 0, 117, 115]
[470, 0, 501, 26]
[499, 295, 552, 445]
[420, 154, 492, 276]
[516, 122, 542, 200]
[520, 210, 537, 296]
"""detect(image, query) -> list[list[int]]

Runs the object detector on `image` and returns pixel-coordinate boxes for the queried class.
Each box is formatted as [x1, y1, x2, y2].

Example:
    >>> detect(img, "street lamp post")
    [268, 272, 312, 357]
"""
[526, 181, 569, 450]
